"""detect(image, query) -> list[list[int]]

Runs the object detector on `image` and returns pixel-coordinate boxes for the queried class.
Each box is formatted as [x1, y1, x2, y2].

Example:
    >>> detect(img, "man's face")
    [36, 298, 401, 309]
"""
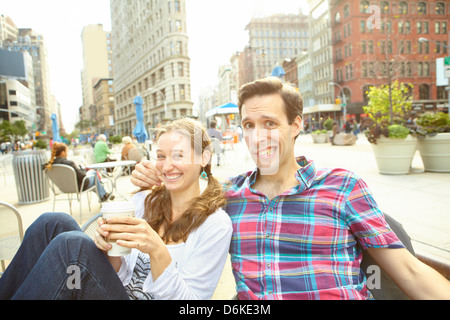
[241, 93, 301, 176]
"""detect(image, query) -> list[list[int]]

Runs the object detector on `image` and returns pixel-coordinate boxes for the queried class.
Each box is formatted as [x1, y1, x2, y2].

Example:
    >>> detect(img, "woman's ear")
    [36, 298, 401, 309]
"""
[201, 150, 212, 167]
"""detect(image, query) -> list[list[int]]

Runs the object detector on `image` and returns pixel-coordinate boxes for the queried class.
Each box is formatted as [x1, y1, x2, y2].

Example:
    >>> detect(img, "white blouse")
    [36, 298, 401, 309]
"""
[116, 191, 233, 300]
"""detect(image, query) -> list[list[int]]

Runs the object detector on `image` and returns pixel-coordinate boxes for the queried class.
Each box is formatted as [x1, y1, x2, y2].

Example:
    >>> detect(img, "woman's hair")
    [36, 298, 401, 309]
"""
[141, 118, 226, 243]
[44, 142, 68, 170]
[122, 136, 132, 144]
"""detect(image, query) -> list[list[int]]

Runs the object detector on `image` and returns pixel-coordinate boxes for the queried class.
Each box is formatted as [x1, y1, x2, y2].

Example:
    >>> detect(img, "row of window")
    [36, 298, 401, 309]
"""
[116, 61, 188, 105]
[253, 30, 308, 38]
[358, 39, 448, 55]
[334, 60, 437, 85]
[116, 84, 188, 119]
[359, 1, 446, 15]
[360, 20, 447, 34]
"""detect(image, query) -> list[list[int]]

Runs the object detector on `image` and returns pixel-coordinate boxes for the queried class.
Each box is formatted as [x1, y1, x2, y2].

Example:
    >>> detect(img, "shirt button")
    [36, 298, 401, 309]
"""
[265, 232, 270, 238]
[267, 263, 271, 268]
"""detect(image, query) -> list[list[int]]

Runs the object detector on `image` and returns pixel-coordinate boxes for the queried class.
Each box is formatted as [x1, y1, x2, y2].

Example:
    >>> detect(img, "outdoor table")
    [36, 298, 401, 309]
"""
[86, 160, 136, 200]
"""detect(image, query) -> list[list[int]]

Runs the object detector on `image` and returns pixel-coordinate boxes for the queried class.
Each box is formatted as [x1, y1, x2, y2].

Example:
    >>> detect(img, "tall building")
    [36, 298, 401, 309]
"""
[93, 78, 115, 137]
[1, 19, 53, 136]
[329, 0, 449, 120]
[80, 24, 113, 125]
[308, 0, 334, 105]
[243, 13, 310, 83]
[110, 0, 193, 136]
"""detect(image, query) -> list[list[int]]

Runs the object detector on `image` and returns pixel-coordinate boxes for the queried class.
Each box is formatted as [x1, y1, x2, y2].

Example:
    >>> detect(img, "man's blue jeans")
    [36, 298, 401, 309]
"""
[0, 212, 129, 299]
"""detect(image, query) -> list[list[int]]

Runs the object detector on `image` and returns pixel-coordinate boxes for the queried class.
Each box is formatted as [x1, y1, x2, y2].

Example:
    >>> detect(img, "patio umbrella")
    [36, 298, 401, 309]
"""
[132, 95, 149, 143]
[271, 65, 285, 78]
[51, 113, 62, 142]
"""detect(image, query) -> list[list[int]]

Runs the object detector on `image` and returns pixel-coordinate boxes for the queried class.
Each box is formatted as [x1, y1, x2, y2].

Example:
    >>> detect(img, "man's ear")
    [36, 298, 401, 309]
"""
[291, 116, 302, 138]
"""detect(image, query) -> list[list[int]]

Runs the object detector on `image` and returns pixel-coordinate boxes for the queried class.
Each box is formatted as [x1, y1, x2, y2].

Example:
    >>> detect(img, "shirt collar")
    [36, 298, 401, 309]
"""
[246, 156, 317, 192]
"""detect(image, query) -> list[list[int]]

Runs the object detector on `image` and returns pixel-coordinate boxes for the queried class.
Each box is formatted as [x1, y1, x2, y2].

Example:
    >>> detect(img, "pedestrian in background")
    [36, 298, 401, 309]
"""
[206, 120, 223, 166]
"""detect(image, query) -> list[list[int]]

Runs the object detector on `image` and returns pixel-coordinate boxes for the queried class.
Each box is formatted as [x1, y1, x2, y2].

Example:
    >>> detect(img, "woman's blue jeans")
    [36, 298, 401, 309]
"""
[86, 171, 107, 199]
[0, 212, 129, 300]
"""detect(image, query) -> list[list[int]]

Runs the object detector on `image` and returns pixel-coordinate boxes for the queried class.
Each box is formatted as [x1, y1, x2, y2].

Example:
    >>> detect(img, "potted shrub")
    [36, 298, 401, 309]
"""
[415, 112, 450, 172]
[311, 129, 328, 144]
[363, 81, 417, 175]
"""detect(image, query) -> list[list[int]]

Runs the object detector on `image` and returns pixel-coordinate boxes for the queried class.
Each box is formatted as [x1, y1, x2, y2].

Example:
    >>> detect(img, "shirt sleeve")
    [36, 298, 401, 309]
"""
[144, 209, 233, 300]
[344, 173, 405, 250]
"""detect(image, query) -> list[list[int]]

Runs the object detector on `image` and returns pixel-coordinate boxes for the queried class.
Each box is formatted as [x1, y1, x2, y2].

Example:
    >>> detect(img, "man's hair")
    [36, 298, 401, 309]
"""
[209, 120, 217, 128]
[237, 77, 303, 125]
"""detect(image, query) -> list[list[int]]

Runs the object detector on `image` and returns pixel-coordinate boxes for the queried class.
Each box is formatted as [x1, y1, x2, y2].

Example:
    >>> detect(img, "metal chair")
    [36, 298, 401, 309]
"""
[0, 201, 24, 273]
[44, 164, 97, 223]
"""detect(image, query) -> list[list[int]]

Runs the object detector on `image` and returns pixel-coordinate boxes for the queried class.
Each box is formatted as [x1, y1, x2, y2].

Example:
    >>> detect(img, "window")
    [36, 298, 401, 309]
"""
[178, 62, 184, 77]
[179, 84, 185, 100]
[419, 84, 430, 100]
[399, 2, 408, 14]
[344, 4, 350, 17]
[361, 40, 367, 54]
[360, 1, 370, 13]
[175, 20, 182, 32]
[381, 1, 389, 14]
[175, 0, 180, 12]
[360, 20, 366, 33]
[435, 22, 440, 33]
[436, 2, 445, 14]
[418, 2, 427, 15]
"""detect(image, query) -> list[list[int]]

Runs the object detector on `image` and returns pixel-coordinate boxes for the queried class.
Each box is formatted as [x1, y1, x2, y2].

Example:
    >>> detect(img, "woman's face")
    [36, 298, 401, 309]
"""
[155, 131, 206, 193]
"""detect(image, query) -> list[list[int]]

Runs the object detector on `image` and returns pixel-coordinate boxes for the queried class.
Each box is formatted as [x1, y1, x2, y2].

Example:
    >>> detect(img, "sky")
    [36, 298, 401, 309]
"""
[2, 0, 309, 133]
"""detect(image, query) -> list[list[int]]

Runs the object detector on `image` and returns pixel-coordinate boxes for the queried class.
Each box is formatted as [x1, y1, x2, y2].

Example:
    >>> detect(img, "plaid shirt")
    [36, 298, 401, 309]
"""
[224, 156, 404, 300]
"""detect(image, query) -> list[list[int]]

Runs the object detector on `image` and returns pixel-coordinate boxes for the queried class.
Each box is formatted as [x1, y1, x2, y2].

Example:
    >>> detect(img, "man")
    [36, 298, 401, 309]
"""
[206, 120, 223, 166]
[94, 134, 113, 163]
[131, 77, 450, 300]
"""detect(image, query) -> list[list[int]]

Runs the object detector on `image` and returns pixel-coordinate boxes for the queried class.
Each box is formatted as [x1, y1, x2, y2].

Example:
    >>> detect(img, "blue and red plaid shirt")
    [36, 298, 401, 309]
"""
[223, 156, 404, 300]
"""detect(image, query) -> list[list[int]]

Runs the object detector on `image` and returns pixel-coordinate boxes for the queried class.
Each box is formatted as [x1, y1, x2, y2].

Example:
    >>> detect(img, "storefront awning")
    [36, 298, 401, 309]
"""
[303, 104, 342, 115]
[205, 103, 239, 117]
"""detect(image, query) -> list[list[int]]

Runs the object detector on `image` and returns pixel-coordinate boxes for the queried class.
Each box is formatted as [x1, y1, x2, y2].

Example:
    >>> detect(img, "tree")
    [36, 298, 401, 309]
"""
[363, 81, 413, 143]
[0, 120, 28, 142]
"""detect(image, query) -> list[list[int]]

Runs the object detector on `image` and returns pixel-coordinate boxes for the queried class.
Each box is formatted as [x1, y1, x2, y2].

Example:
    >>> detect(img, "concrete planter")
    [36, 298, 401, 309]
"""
[371, 135, 417, 175]
[312, 133, 328, 144]
[417, 132, 450, 173]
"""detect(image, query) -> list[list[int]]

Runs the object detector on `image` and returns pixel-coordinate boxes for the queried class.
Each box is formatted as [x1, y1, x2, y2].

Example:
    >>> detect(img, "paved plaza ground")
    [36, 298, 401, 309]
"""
[1, 133, 449, 299]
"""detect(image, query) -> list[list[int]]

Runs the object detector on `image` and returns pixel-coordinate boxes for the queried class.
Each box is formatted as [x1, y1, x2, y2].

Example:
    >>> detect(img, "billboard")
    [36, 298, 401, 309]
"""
[0, 49, 27, 80]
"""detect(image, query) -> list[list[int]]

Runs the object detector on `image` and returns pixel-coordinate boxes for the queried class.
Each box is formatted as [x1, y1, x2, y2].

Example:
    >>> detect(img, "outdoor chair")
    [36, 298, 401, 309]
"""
[0, 155, 13, 186]
[0, 201, 24, 274]
[360, 213, 415, 300]
[44, 164, 97, 223]
[81, 212, 103, 241]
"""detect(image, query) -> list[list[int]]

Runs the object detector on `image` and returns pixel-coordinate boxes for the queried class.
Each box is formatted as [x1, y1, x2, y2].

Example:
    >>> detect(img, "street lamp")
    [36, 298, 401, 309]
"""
[418, 37, 450, 49]
[418, 38, 450, 119]
[329, 81, 347, 127]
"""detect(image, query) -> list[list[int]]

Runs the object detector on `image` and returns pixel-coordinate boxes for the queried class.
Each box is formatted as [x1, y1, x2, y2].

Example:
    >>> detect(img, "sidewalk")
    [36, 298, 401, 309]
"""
[0, 134, 449, 299]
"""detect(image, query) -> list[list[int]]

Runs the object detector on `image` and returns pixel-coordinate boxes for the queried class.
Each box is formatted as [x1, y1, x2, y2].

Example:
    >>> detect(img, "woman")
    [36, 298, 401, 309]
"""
[121, 136, 135, 160]
[0, 118, 232, 300]
[43, 142, 113, 202]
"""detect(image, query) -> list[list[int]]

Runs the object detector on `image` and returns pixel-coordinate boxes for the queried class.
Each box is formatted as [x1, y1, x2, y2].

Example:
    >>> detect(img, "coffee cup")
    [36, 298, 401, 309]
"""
[101, 201, 136, 256]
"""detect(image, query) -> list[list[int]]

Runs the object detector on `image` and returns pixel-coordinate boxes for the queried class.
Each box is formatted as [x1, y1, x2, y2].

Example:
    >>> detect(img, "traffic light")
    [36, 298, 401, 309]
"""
[335, 98, 341, 105]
